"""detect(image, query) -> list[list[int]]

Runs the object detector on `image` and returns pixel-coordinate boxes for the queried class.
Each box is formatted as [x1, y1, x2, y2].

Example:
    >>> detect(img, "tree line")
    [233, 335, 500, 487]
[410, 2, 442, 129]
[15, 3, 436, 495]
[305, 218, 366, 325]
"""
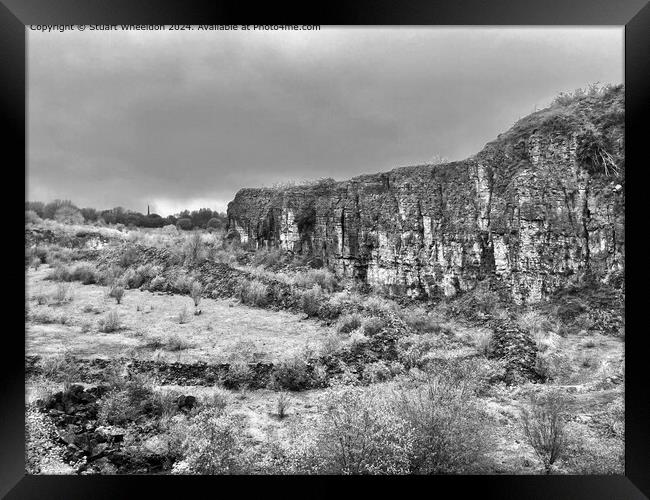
[25, 200, 228, 231]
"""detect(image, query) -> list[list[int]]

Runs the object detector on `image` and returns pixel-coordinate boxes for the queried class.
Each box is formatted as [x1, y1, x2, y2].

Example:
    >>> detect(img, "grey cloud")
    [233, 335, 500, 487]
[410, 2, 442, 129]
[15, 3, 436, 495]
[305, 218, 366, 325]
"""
[28, 27, 623, 215]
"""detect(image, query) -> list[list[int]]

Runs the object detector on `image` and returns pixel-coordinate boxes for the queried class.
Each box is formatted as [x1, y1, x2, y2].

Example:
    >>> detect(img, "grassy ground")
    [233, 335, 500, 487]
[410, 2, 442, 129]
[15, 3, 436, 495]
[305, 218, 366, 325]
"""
[26, 265, 344, 364]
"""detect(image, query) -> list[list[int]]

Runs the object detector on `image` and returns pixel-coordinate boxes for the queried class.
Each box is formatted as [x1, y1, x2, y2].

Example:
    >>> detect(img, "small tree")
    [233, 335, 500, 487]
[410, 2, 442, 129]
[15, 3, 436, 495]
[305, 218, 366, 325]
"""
[521, 391, 569, 474]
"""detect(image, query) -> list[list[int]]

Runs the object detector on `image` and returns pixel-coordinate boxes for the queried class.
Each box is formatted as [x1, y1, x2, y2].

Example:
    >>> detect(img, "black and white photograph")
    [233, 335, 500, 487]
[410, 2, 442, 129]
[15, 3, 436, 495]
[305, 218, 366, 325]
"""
[24, 25, 626, 476]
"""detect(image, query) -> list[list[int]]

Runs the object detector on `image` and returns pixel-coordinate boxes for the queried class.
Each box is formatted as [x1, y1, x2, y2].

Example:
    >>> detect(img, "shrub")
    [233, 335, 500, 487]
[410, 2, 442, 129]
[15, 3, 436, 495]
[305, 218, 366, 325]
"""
[169, 409, 249, 474]
[98, 310, 121, 333]
[361, 361, 392, 384]
[402, 307, 447, 334]
[319, 333, 343, 357]
[26, 209, 42, 224]
[363, 296, 398, 317]
[190, 281, 203, 308]
[109, 285, 125, 304]
[52, 283, 71, 304]
[174, 272, 194, 294]
[276, 391, 291, 419]
[238, 279, 268, 307]
[165, 333, 191, 351]
[221, 361, 253, 390]
[149, 275, 167, 291]
[520, 391, 569, 474]
[70, 264, 98, 285]
[475, 330, 494, 356]
[299, 285, 322, 317]
[396, 334, 441, 369]
[362, 316, 385, 336]
[46, 264, 73, 282]
[177, 306, 191, 324]
[336, 313, 363, 334]
[270, 356, 313, 391]
[294, 269, 338, 292]
[393, 372, 489, 474]
[183, 232, 206, 266]
[117, 245, 139, 268]
[39, 351, 79, 386]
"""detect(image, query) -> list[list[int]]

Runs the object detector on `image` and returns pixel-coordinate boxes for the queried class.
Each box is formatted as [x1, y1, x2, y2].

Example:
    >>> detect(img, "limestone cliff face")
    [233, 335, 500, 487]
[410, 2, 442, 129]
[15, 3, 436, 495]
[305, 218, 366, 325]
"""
[227, 86, 624, 303]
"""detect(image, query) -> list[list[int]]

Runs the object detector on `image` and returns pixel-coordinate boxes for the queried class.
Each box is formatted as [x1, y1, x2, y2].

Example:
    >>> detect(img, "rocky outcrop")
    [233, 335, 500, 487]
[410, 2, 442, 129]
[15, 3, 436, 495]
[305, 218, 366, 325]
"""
[227, 87, 625, 303]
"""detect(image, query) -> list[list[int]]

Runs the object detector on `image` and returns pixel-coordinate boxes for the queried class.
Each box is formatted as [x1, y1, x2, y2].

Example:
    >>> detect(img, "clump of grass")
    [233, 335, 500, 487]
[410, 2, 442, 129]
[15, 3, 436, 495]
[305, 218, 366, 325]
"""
[336, 313, 363, 334]
[177, 306, 191, 324]
[70, 264, 98, 285]
[238, 279, 269, 307]
[109, 285, 125, 304]
[51, 283, 72, 304]
[319, 333, 343, 357]
[165, 333, 192, 352]
[362, 316, 385, 336]
[276, 391, 290, 419]
[299, 285, 322, 317]
[98, 310, 121, 333]
[475, 330, 494, 356]
[34, 294, 49, 306]
[190, 281, 203, 308]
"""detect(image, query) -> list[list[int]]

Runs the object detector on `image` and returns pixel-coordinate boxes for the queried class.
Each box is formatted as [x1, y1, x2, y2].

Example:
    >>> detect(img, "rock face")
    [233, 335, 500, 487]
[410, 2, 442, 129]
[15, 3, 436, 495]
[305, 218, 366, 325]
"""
[227, 87, 625, 303]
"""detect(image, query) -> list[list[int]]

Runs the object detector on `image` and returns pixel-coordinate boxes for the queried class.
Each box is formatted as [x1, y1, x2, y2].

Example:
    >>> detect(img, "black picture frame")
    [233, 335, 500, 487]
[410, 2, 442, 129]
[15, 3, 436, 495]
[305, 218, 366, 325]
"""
[3, 1, 648, 498]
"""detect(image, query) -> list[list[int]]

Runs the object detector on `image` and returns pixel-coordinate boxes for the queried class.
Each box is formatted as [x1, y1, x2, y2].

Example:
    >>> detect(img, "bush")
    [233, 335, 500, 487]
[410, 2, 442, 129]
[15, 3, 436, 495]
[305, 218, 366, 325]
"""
[294, 269, 338, 292]
[319, 333, 343, 357]
[177, 306, 191, 324]
[475, 330, 494, 356]
[109, 285, 125, 304]
[165, 333, 191, 351]
[98, 310, 121, 332]
[190, 281, 203, 308]
[70, 264, 98, 285]
[46, 264, 73, 282]
[362, 316, 385, 336]
[238, 279, 268, 307]
[299, 285, 322, 317]
[402, 307, 447, 334]
[276, 391, 291, 419]
[174, 273, 194, 294]
[336, 313, 363, 334]
[118, 245, 139, 268]
[169, 409, 249, 474]
[361, 361, 392, 384]
[26, 210, 42, 224]
[52, 283, 72, 304]
[221, 361, 253, 390]
[270, 356, 313, 391]
[149, 275, 167, 291]
[520, 391, 569, 474]
[183, 232, 206, 266]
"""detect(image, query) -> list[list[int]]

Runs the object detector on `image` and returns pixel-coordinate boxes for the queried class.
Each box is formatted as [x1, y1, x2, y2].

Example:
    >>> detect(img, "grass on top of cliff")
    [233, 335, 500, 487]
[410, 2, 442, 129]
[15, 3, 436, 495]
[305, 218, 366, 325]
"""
[498, 83, 623, 142]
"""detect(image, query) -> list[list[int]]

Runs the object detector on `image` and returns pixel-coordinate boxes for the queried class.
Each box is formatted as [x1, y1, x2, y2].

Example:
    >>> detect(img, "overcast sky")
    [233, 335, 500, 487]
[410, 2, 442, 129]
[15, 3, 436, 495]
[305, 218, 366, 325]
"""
[27, 27, 623, 216]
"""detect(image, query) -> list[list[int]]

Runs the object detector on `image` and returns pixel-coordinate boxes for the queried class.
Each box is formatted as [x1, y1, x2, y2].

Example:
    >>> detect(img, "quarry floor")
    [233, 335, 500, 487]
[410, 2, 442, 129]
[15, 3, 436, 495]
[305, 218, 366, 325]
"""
[25, 264, 624, 475]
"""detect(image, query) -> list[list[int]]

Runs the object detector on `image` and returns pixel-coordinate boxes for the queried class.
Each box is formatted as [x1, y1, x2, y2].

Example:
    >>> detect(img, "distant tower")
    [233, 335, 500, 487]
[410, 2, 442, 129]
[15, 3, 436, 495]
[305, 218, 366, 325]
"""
[147, 204, 150, 216]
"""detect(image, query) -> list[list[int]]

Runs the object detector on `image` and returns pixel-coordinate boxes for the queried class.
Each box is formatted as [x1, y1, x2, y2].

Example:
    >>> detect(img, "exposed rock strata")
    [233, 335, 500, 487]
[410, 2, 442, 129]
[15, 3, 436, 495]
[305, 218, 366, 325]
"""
[227, 87, 625, 303]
